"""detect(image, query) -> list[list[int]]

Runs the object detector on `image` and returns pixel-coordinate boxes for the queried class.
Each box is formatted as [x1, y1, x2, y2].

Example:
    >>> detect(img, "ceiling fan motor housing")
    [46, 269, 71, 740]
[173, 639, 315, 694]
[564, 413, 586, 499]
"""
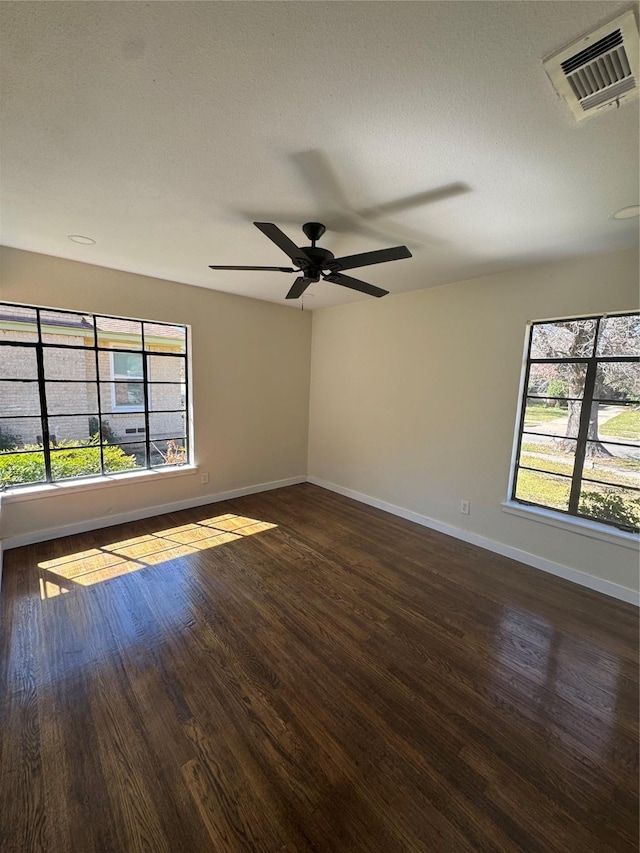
[299, 246, 335, 278]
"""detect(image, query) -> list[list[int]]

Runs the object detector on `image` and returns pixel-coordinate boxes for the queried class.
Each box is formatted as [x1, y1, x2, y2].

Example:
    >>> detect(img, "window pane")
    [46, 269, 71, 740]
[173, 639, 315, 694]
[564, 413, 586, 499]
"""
[530, 319, 597, 359]
[519, 437, 576, 478]
[96, 317, 142, 350]
[0, 305, 38, 342]
[46, 383, 98, 416]
[50, 445, 101, 481]
[596, 315, 640, 357]
[144, 322, 186, 354]
[43, 347, 97, 381]
[101, 413, 146, 444]
[40, 310, 94, 346]
[150, 437, 187, 467]
[0, 417, 42, 450]
[149, 384, 185, 411]
[523, 398, 582, 438]
[527, 363, 587, 398]
[0, 380, 41, 417]
[147, 354, 185, 383]
[104, 442, 145, 472]
[112, 352, 143, 377]
[99, 382, 144, 413]
[113, 382, 144, 409]
[515, 468, 571, 511]
[47, 416, 93, 447]
[0, 345, 37, 379]
[594, 362, 640, 402]
[590, 403, 640, 445]
[578, 483, 640, 530]
[0, 449, 46, 486]
[149, 412, 186, 440]
[582, 441, 640, 488]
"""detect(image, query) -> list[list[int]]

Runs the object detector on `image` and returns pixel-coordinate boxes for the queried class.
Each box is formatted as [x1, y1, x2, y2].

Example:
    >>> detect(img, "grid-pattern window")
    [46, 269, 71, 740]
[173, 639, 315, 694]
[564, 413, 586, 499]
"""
[0, 303, 189, 488]
[511, 312, 639, 532]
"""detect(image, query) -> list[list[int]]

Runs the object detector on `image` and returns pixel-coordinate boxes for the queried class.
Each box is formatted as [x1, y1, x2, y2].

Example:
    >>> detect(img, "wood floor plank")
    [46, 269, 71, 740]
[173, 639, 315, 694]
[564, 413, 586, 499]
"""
[1, 483, 638, 851]
[1, 551, 49, 853]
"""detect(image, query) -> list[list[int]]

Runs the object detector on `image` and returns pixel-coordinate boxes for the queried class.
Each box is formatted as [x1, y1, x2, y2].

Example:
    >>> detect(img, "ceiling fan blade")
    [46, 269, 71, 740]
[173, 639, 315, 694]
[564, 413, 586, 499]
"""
[290, 150, 350, 213]
[324, 214, 440, 248]
[209, 265, 295, 272]
[332, 245, 411, 272]
[286, 276, 314, 300]
[357, 182, 470, 219]
[324, 272, 389, 298]
[285, 150, 447, 247]
[254, 222, 310, 266]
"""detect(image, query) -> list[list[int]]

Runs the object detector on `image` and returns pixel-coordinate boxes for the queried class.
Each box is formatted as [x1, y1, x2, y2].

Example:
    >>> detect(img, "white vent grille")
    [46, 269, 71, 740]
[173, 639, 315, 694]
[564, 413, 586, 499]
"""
[543, 11, 639, 122]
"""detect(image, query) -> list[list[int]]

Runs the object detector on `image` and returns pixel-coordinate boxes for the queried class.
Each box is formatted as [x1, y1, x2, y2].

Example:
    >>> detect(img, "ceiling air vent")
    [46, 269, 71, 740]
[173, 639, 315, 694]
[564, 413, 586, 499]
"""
[543, 10, 639, 121]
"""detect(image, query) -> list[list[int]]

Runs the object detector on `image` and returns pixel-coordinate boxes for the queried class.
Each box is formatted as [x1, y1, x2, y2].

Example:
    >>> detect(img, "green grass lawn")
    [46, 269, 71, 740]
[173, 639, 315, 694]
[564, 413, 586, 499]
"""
[523, 403, 567, 427]
[515, 468, 570, 510]
[517, 407, 640, 525]
[516, 468, 640, 526]
[520, 452, 573, 478]
[520, 445, 639, 487]
[521, 442, 556, 454]
[599, 409, 640, 441]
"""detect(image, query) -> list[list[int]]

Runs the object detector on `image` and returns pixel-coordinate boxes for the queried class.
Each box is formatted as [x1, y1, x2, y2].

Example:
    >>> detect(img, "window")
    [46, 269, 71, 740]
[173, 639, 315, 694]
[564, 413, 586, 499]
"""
[111, 352, 144, 411]
[511, 312, 639, 532]
[0, 303, 190, 488]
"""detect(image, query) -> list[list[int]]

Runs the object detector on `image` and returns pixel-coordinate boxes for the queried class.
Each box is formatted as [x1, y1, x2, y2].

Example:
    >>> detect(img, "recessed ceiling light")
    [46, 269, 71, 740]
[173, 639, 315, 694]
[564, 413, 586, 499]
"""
[612, 205, 640, 220]
[68, 234, 96, 244]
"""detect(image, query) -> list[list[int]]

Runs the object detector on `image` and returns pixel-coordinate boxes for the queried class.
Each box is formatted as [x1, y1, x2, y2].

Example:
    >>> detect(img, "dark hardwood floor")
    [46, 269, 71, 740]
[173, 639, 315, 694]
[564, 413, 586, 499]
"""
[1, 483, 638, 852]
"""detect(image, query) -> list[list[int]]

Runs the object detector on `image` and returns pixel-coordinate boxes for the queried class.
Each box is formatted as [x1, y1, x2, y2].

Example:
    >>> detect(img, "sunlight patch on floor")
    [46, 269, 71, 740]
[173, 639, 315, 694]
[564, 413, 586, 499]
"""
[37, 514, 277, 598]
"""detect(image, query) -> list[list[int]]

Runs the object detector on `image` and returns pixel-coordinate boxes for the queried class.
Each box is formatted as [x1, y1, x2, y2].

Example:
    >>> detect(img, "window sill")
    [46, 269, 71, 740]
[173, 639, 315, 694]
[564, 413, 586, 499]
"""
[0, 465, 199, 504]
[502, 501, 639, 550]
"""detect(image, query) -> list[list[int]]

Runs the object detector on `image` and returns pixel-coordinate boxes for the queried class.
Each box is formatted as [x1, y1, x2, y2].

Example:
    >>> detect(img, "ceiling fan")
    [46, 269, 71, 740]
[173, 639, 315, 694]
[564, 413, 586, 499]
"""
[209, 221, 412, 299]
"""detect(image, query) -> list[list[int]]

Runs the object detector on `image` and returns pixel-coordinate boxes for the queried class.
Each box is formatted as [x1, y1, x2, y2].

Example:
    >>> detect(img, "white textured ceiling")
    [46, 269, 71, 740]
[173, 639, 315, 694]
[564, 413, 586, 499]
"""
[1, 1, 638, 309]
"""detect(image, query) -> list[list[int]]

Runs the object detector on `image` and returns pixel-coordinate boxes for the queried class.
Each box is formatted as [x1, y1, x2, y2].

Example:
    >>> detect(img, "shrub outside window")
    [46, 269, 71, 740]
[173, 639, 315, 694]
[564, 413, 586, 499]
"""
[0, 303, 189, 488]
[511, 312, 639, 532]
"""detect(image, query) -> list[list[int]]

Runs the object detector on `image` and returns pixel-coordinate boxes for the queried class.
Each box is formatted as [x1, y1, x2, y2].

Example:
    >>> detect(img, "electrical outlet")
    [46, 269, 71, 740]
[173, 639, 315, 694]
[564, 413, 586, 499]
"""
[201, 472, 209, 485]
[460, 500, 470, 515]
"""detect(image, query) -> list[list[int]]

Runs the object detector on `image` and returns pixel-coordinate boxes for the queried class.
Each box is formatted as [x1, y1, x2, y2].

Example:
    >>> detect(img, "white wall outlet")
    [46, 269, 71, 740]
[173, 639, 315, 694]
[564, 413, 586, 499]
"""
[201, 472, 209, 485]
[460, 500, 470, 515]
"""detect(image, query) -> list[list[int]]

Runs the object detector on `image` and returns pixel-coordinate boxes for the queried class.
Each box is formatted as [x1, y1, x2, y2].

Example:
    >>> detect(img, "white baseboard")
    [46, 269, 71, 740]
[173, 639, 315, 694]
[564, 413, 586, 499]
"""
[1, 476, 306, 551]
[307, 476, 640, 606]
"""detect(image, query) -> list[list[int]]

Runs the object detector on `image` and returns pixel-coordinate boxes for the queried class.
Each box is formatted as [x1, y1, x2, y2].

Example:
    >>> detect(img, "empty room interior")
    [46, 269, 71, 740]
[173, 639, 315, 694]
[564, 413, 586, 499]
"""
[1, 2, 639, 851]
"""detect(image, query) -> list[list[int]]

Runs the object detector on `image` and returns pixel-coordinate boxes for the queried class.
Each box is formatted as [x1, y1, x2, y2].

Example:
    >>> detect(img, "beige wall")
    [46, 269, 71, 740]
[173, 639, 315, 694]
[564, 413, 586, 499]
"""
[308, 248, 640, 593]
[0, 246, 312, 541]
